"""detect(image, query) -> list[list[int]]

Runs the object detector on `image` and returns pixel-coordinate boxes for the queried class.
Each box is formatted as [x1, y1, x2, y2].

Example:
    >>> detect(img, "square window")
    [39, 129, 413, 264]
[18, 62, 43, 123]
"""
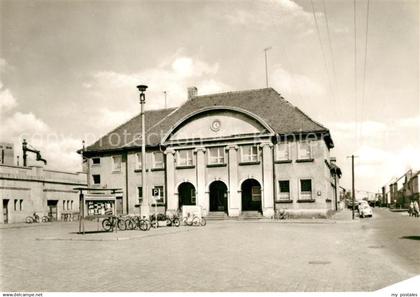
[19, 200, 23, 211]
[278, 180, 290, 200]
[138, 187, 143, 198]
[112, 155, 122, 172]
[276, 142, 290, 161]
[300, 179, 312, 200]
[92, 157, 101, 165]
[153, 152, 164, 169]
[208, 147, 225, 165]
[92, 174, 101, 185]
[177, 149, 194, 167]
[14, 199, 17, 211]
[63, 200, 66, 210]
[297, 141, 312, 160]
[71, 201, 74, 210]
[241, 145, 258, 163]
[67, 200, 70, 210]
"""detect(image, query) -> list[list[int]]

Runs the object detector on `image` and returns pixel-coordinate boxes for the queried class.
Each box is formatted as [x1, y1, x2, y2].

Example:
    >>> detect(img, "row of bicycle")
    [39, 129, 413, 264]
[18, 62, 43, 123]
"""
[101, 212, 207, 232]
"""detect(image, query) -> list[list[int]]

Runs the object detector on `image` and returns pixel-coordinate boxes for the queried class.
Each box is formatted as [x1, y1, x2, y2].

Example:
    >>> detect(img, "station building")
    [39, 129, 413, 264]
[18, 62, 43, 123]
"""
[83, 87, 341, 218]
[0, 164, 86, 224]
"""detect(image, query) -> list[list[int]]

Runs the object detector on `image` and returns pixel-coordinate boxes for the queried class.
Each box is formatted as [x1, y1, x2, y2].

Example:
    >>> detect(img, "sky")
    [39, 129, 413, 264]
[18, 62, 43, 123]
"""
[0, 0, 419, 194]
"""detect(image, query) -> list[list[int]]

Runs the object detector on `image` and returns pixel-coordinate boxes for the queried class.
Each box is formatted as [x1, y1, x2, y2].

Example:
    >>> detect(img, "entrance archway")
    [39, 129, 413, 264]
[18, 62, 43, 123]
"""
[241, 179, 262, 212]
[209, 181, 228, 213]
[178, 182, 196, 208]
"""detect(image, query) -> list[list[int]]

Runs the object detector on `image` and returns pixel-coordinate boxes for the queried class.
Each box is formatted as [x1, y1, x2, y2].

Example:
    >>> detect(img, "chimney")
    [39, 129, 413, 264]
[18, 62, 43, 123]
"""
[187, 86, 198, 100]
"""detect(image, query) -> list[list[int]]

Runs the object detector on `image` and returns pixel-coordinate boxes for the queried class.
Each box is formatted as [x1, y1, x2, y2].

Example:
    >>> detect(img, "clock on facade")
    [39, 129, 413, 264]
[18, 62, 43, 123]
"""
[210, 119, 221, 132]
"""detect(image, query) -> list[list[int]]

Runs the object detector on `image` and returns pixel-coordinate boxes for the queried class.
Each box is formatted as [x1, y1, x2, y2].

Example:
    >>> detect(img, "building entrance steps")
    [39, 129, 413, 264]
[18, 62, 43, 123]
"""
[238, 211, 264, 220]
[206, 211, 228, 220]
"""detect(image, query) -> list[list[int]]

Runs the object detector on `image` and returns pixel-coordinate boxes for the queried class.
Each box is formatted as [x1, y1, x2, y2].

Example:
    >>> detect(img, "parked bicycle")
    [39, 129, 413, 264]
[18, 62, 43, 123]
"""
[165, 212, 180, 227]
[102, 215, 126, 232]
[25, 212, 49, 224]
[183, 213, 206, 226]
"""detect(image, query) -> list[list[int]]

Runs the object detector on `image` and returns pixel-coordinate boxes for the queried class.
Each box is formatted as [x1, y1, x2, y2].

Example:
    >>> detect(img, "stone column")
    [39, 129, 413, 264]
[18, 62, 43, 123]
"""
[227, 144, 240, 216]
[195, 147, 207, 215]
[261, 142, 274, 217]
[165, 148, 177, 211]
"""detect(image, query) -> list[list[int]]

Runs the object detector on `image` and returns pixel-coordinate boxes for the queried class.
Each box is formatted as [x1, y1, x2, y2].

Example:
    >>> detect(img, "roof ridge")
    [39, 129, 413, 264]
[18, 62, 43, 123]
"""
[87, 107, 176, 148]
[193, 87, 273, 100]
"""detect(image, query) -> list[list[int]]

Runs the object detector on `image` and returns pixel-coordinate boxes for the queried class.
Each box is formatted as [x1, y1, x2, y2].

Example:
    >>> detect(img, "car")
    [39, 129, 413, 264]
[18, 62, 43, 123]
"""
[359, 205, 373, 218]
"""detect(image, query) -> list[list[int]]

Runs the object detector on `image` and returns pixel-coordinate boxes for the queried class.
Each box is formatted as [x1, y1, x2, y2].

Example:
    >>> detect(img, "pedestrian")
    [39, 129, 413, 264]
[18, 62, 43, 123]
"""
[409, 201, 414, 217]
[414, 200, 420, 218]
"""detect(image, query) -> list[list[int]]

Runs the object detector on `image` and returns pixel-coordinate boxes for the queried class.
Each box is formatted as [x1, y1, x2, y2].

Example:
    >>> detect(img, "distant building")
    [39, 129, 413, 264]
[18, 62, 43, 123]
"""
[0, 164, 86, 224]
[0, 142, 14, 166]
[383, 169, 420, 208]
[83, 87, 341, 218]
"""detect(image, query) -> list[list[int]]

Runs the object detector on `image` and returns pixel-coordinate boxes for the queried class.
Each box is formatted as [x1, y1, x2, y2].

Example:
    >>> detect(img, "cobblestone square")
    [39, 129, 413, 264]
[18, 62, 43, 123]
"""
[0, 209, 419, 292]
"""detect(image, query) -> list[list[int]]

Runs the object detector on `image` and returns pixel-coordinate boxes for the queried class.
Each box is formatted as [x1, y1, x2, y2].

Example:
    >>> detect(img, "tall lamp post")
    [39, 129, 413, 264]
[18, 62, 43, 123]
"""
[137, 84, 148, 218]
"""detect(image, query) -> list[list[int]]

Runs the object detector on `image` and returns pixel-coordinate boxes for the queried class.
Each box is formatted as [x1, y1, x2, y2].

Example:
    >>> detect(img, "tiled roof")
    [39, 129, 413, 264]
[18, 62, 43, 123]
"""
[86, 88, 331, 152]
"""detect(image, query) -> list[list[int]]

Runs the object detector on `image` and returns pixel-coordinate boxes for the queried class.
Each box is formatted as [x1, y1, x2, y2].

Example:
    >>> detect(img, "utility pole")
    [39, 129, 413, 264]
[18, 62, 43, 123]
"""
[264, 47, 272, 88]
[347, 155, 359, 220]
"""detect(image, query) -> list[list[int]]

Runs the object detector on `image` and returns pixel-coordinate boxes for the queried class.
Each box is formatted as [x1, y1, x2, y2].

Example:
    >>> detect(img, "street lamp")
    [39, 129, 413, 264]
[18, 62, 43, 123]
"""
[137, 84, 148, 218]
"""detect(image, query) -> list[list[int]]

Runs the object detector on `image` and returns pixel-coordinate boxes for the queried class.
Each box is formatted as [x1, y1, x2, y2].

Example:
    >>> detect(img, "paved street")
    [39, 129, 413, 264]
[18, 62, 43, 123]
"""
[0, 208, 419, 292]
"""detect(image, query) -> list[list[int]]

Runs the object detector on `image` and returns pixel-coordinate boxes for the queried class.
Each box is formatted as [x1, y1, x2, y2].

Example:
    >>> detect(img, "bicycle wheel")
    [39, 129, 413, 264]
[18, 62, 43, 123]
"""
[139, 219, 149, 231]
[151, 220, 158, 228]
[25, 216, 34, 224]
[173, 218, 180, 227]
[102, 219, 113, 232]
[166, 218, 172, 226]
[41, 216, 49, 223]
[192, 216, 200, 226]
[126, 219, 134, 230]
[117, 219, 126, 231]
[200, 217, 206, 226]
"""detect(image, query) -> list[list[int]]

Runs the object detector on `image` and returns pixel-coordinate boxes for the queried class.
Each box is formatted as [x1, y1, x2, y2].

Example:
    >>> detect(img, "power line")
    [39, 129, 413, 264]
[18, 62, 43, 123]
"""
[309, 0, 335, 107]
[354, 0, 358, 148]
[321, 0, 339, 105]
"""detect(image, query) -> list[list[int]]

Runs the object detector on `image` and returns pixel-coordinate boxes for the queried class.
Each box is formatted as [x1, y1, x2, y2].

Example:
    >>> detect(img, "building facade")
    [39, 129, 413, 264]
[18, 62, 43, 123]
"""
[83, 88, 341, 218]
[0, 142, 14, 166]
[0, 164, 86, 224]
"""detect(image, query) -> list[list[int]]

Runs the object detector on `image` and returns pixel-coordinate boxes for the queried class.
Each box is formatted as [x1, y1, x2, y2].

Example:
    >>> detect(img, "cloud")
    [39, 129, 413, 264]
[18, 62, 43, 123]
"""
[271, 65, 325, 98]
[0, 88, 18, 113]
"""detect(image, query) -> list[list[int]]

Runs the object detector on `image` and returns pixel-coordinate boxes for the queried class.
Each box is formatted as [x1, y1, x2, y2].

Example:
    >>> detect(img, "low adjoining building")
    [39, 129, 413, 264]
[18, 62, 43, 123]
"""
[0, 164, 86, 224]
[83, 87, 341, 218]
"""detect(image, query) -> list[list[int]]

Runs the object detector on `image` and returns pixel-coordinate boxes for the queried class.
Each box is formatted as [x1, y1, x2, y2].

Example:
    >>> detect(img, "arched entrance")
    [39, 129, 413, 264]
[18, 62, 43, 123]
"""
[209, 181, 228, 213]
[241, 179, 262, 212]
[178, 182, 196, 208]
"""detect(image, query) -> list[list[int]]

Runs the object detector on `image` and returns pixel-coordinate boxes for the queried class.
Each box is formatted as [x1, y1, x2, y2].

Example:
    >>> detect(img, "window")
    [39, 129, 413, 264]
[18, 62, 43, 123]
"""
[176, 149, 194, 167]
[14, 199, 17, 211]
[251, 186, 261, 201]
[19, 200, 23, 211]
[136, 153, 142, 169]
[278, 180, 290, 200]
[67, 201, 70, 210]
[92, 157, 101, 165]
[71, 201, 74, 210]
[297, 141, 312, 160]
[153, 152, 164, 169]
[300, 179, 312, 200]
[112, 155, 122, 172]
[191, 189, 196, 204]
[137, 187, 143, 199]
[208, 147, 225, 165]
[240, 145, 258, 163]
[92, 174, 101, 185]
[152, 186, 164, 203]
[63, 200, 66, 210]
[276, 142, 291, 161]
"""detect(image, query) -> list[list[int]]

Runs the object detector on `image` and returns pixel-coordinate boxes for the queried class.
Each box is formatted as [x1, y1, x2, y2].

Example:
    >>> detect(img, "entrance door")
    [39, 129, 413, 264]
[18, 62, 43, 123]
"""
[209, 181, 228, 212]
[178, 182, 196, 208]
[116, 196, 123, 215]
[47, 200, 58, 221]
[241, 179, 262, 212]
[3, 199, 9, 224]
